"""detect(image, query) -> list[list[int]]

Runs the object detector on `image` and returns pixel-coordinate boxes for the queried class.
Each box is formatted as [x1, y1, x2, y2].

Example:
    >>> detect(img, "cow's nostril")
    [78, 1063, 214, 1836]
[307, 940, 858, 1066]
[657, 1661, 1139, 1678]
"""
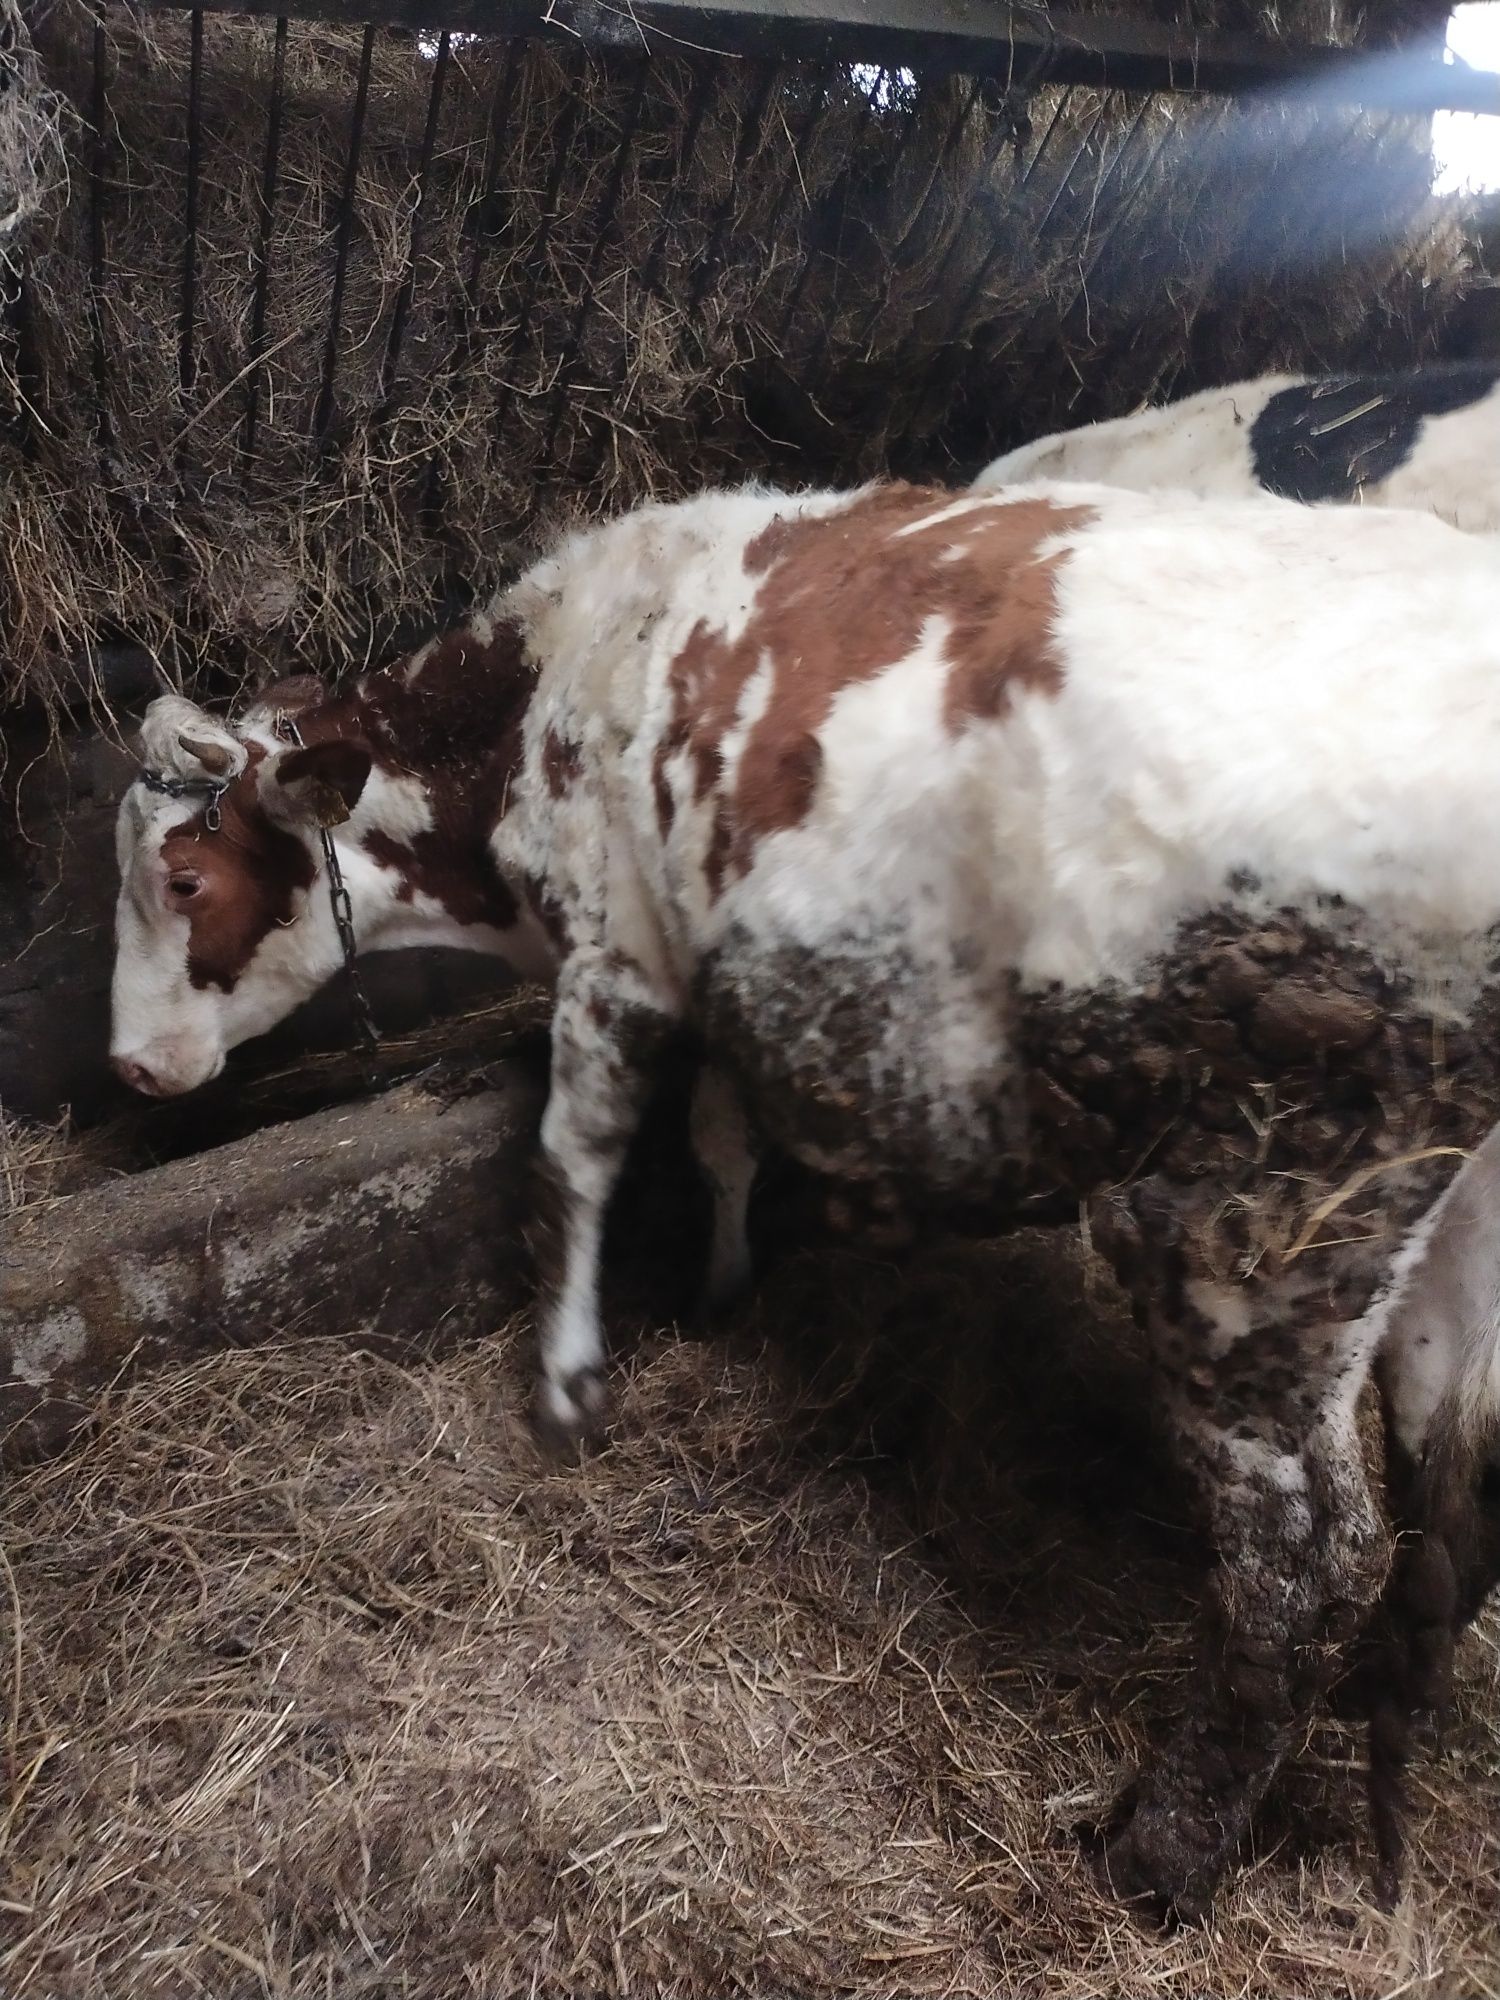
[112, 1055, 163, 1096]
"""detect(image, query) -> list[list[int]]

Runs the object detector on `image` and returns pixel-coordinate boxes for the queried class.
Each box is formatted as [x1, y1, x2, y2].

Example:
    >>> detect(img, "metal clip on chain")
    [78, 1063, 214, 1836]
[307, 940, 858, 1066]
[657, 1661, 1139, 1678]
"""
[278, 714, 383, 1072]
[137, 766, 228, 831]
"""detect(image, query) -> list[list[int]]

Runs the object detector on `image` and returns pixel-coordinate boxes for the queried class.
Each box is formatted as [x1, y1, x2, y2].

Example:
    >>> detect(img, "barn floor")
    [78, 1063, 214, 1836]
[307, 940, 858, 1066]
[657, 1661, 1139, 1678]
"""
[2, 1229, 1497, 1999]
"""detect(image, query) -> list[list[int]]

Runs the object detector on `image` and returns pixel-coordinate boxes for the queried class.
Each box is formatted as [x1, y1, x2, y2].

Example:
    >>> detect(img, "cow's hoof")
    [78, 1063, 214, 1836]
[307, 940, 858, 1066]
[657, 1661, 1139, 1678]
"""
[535, 1366, 609, 1454]
[694, 1253, 753, 1327]
[1094, 1816, 1200, 1927]
[1372, 1857, 1403, 1914]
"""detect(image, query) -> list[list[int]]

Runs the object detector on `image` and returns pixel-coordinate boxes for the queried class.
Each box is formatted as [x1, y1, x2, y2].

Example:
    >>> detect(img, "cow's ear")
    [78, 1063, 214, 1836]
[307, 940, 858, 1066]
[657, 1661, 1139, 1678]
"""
[139, 695, 248, 784]
[263, 738, 373, 829]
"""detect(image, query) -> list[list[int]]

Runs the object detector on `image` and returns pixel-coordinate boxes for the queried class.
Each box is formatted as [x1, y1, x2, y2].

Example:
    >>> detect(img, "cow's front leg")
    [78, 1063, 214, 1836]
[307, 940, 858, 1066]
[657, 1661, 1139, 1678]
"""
[1097, 1202, 1393, 1916]
[533, 953, 675, 1444]
[688, 1061, 762, 1317]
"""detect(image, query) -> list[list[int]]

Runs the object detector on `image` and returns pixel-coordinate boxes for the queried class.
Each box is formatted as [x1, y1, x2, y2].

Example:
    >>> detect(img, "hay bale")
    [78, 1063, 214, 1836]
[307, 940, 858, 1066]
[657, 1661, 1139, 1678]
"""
[2, 1229, 1495, 1994]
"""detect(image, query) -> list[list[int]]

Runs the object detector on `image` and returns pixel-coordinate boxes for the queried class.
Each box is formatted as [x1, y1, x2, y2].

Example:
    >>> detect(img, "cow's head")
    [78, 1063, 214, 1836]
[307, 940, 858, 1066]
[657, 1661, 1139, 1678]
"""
[111, 693, 372, 1095]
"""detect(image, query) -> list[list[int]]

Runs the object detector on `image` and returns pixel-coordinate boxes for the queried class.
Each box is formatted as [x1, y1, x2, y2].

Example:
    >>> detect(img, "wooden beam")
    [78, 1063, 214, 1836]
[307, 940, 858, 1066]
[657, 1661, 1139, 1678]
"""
[122, 0, 1500, 114]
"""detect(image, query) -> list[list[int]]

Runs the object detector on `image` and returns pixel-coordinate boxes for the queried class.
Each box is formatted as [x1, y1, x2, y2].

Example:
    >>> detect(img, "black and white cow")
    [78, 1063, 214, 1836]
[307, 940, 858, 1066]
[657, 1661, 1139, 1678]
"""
[110, 478, 1500, 1914]
[975, 362, 1500, 531]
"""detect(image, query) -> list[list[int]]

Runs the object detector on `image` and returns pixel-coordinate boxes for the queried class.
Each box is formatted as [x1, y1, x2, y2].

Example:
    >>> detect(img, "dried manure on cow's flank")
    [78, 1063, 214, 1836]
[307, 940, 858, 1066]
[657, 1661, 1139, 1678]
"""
[2, 1240, 1497, 1999]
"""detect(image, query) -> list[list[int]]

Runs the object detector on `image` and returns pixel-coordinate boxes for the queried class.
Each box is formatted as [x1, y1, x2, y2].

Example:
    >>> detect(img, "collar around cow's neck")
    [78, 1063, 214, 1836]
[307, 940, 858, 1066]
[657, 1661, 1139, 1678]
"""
[138, 765, 231, 831]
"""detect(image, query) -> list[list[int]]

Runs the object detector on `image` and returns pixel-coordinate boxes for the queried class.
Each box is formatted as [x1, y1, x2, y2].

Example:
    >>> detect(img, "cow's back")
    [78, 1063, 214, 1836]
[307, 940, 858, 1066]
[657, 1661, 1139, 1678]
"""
[976, 365, 1500, 534]
[974, 377, 1296, 496]
[503, 478, 1500, 1199]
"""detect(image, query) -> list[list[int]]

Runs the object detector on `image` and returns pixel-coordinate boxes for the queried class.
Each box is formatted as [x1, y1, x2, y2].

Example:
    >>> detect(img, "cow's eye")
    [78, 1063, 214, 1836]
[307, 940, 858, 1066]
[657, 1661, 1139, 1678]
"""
[167, 874, 203, 903]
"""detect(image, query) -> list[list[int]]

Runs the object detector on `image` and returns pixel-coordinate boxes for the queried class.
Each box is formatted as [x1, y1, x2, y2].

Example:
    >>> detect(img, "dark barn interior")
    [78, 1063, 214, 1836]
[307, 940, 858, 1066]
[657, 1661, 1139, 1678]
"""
[2, 0, 1499, 1991]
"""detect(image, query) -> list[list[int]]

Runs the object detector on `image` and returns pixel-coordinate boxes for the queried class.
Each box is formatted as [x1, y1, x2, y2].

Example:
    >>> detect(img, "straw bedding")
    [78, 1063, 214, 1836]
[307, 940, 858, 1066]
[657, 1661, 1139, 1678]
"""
[2, 1227, 1496, 1997]
[0, 1101, 134, 1219]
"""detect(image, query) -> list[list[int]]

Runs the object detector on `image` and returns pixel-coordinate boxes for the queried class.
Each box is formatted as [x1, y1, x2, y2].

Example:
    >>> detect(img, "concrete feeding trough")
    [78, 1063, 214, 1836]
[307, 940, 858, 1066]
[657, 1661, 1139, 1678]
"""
[0, 1069, 545, 1462]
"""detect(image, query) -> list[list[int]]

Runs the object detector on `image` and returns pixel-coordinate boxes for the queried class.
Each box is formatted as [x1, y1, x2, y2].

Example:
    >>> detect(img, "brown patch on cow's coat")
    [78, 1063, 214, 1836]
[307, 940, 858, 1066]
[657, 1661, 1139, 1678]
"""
[654, 486, 1091, 893]
[363, 828, 519, 930]
[743, 513, 797, 575]
[276, 739, 374, 825]
[936, 500, 1083, 728]
[541, 727, 583, 800]
[523, 872, 572, 954]
[281, 617, 535, 935]
[160, 750, 317, 993]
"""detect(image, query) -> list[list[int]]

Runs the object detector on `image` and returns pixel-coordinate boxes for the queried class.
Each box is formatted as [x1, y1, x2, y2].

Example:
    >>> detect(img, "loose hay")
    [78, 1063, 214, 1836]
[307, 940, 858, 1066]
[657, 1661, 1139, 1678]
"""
[0, 0, 65, 254]
[3, 1231, 1496, 1997]
[0, 1102, 132, 1218]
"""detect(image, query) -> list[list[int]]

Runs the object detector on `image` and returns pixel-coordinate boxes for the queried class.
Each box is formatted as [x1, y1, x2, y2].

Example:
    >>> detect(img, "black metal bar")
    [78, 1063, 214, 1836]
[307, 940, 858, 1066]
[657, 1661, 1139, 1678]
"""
[488, 48, 587, 446]
[892, 72, 986, 255]
[903, 72, 1071, 344]
[639, 53, 720, 299]
[774, 67, 885, 351]
[798, 69, 935, 390]
[1038, 92, 1158, 325]
[1127, 95, 1326, 410]
[871, 75, 1075, 466]
[1286, 104, 1409, 269]
[374, 29, 452, 420]
[538, 56, 651, 464]
[418, 35, 526, 543]
[569, 51, 720, 493]
[987, 101, 1167, 428]
[843, 73, 987, 363]
[87, 6, 113, 459]
[241, 14, 288, 462]
[688, 57, 779, 316]
[943, 84, 1113, 355]
[311, 20, 377, 442]
[1058, 107, 1177, 325]
[1249, 105, 1408, 365]
[178, 9, 205, 403]
[1013, 78, 1078, 194]
[464, 35, 525, 305]
[1119, 97, 1235, 404]
[116, 0, 1500, 116]
[883, 86, 1117, 461]
[758, 64, 834, 254]
[955, 98, 1120, 348]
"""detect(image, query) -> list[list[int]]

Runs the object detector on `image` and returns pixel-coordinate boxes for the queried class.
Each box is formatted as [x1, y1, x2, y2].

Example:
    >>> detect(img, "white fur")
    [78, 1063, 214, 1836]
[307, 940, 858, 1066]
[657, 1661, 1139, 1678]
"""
[975, 377, 1296, 497]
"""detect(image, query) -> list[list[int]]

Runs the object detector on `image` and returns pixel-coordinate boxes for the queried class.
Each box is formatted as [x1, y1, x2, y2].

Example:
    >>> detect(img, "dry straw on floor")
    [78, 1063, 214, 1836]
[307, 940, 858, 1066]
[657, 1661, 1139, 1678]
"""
[0, 1102, 133, 1219]
[3, 1230, 1496, 1997]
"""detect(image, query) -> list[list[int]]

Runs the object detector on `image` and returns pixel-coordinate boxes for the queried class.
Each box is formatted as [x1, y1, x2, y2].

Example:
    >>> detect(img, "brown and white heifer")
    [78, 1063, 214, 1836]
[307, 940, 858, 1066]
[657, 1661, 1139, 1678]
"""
[112, 479, 1500, 1914]
[975, 361, 1500, 532]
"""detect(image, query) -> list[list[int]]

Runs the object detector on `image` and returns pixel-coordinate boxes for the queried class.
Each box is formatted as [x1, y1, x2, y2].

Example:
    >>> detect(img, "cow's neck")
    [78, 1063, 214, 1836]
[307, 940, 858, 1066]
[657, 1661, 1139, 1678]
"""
[281, 612, 552, 974]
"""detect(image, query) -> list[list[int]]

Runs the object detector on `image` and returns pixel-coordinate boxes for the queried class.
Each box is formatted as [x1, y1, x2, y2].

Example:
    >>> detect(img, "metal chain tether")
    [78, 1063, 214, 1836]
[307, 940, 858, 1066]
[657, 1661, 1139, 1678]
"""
[278, 715, 382, 1071]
